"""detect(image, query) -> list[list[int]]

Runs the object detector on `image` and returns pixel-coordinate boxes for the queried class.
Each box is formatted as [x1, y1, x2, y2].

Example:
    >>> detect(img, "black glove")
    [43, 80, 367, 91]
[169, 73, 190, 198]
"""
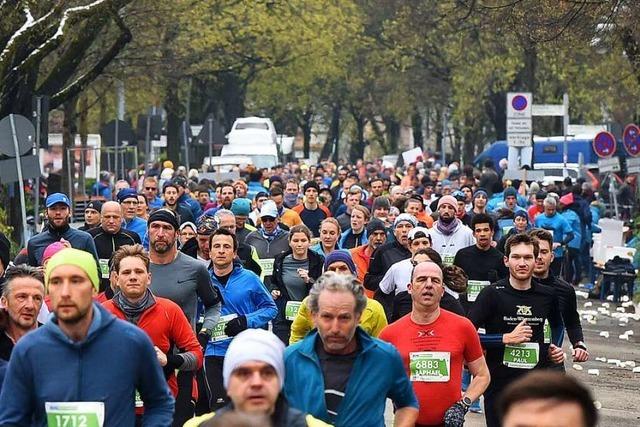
[443, 401, 468, 427]
[197, 332, 210, 350]
[224, 315, 248, 337]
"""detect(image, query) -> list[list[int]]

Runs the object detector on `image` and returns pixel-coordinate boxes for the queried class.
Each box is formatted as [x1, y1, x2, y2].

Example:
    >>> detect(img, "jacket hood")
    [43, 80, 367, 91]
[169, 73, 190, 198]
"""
[44, 302, 116, 347]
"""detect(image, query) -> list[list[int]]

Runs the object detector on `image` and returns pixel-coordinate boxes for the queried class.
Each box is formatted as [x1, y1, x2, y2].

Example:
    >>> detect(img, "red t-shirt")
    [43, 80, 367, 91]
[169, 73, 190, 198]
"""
[379, 309, 483, 426]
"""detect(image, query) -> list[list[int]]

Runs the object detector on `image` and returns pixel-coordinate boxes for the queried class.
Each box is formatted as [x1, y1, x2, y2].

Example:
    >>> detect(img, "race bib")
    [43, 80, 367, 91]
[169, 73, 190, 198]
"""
[409, 351, 451, 382]
[467, 280, 490, 302]
[502, 225, 514, 236]
[442, 254, 455, 266]
[45, 402, 104, 427]
[98, 259, 110, 279]
[503, 343, 540, 369]
[285, 301, 302, 321]
[134, 390, 143, 408]
[543, 319, 551, 344]
[258, 258, 275, 276]
[210, 314, 238, 342]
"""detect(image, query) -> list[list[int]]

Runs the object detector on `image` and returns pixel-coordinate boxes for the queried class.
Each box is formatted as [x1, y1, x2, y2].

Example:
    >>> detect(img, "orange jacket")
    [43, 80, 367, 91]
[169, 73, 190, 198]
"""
[350, 244, 375, 298]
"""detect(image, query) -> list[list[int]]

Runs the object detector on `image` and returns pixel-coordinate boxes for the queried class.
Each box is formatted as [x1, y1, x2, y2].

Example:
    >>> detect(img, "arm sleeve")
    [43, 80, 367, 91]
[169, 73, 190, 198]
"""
[562, 287, 585, 345]
[363, 249, 384, 291]
[0, 349, 34, 425]
[463, 320, 485, 363]
[289, 299, 313, 344]
[549, 292, 565, 346]
[195, 266, 223, 330]
[170, 305, 204, 371]
[245, 279, 278, 328]
[468, 287, 504, 348]
[84, 236, 100, 263]
[386, 346, 419, 409]
[135, 334, 175, 426]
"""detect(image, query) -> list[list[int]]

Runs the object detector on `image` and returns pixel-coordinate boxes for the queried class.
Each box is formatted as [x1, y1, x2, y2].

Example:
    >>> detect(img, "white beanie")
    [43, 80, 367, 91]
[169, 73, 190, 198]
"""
[223, 329, 285, 389]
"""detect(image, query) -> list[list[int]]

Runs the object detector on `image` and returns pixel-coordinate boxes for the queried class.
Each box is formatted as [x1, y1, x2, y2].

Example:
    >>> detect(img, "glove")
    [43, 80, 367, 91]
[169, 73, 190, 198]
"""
[443, 401, 467, 427]
[224, 315, 248, 337]
[197, 332, 210, 349]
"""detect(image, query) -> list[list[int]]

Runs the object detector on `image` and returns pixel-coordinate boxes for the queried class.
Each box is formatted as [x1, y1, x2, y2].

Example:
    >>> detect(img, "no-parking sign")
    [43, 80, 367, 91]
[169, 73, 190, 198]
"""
[622, 124, 640, 157]
[592, 131, 616, 158]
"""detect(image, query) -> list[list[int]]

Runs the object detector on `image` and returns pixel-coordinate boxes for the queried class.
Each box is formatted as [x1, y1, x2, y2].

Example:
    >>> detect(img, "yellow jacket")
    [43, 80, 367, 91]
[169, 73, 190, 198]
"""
[184, 412, 331, 426]
[289, 296, 388, 344]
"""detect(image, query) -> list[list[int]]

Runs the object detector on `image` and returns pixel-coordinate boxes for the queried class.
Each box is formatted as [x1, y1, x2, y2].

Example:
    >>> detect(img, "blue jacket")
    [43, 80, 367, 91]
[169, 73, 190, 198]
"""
[179, 193, 202, 219]
[148, 196, 163, 210]
[247, 181, 268, 201]
[0, 303, 174, 426]
[339, 228, 368, 249]
[123, 217, 147, 243]
[27, 225, 98, 266]
[561, 209, 582, 249]
[534, 213, 573, 257]
[206, 263, 277, 357]
[284, 328, 418, 427]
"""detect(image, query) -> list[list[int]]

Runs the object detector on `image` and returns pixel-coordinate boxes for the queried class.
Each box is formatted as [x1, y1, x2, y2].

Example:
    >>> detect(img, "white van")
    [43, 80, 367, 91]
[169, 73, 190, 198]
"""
[220, 143, 279, 169]
[227, 117, 277, 146]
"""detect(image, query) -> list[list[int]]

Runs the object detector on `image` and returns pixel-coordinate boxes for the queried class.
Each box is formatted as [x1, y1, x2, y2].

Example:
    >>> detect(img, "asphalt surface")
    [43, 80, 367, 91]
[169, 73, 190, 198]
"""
[385, 294, 640, 426]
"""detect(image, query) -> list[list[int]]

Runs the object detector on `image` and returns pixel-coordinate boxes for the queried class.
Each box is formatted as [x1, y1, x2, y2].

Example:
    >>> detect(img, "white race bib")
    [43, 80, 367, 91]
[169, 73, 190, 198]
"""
[210, 314, 238, 342]
[98, 259, 110, 279]
[467, 280, 490, 302]
[409, 351, 451, 382]
[442, 254, 455, 266]
[45, 402, 104, 427]
[503, 342, 540, 369]
[258, 258, 275, 276]
[285, 301, 302, 321]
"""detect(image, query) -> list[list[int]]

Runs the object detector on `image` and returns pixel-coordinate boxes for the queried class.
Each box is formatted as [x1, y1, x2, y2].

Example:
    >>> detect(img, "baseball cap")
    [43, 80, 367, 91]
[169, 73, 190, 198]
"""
[260, 200, 279, 219]
[231, 198, 251, 216]
[46, 193, 71, 208]
[85, 200, 103, 213]
[408, 227, 430, 241]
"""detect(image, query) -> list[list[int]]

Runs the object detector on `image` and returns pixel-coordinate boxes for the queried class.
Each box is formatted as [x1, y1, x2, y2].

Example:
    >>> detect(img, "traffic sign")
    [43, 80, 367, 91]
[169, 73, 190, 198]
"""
[506, 119, 532, 133]
[622, 124, 640, 157]
[507, 133, 532, 147]
[0, 114, 35, 156]
[0, 155, 41, 182]
[507, 93, 532, 118]
[626, 157, 640, 174]
[100, 120, 134, 147]
[598, 156, 620, 173]
[531, 104, 565, 116]
[592, 131, 616, 158]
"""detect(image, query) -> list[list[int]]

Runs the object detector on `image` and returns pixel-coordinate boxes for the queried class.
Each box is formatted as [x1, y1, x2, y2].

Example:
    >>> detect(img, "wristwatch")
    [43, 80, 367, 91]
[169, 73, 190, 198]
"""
[573, 341, 587, 351]
[200, 328, 210, 336]
[460, 396, 472, 410]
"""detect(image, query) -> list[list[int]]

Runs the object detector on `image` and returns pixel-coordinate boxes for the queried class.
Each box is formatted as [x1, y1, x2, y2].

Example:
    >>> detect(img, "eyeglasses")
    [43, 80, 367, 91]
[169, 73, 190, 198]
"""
[262, 217, 277, 223]
[121, 200, 139, 206]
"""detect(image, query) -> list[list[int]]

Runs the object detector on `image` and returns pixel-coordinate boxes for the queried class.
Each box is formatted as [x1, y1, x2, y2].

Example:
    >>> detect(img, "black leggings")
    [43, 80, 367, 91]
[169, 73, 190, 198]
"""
[204, 356, 229, 410]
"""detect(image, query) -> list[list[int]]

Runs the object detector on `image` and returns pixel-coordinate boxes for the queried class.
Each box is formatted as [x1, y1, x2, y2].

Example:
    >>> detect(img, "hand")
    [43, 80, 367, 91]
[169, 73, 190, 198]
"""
[297, 268, 310, 283]
[443, 401, 467, 427]
[224, 315, 248, 337]
[197, 331, 210, 349]
[548, 344, 565, 364]
[503, 319, 532, 345]
[490, 240, 497, 248]
[271, 290, 281, 299]
[552, 242, 561, 250]
[572, 347, 589, 362]
[59, 238, 72, 248]
[154, 346, 167, 367]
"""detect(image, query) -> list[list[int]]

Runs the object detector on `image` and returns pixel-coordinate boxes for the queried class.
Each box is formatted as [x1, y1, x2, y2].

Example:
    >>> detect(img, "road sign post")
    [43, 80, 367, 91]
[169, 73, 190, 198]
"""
[593, 131, 619, 218]
[506, 92, 532, 170]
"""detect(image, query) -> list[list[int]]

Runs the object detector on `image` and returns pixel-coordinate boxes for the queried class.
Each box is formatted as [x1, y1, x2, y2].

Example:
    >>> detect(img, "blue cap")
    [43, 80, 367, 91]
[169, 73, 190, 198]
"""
[117, 188, 138, 203]
[231, 198, 251, 216]
[46, 193, 71, 208]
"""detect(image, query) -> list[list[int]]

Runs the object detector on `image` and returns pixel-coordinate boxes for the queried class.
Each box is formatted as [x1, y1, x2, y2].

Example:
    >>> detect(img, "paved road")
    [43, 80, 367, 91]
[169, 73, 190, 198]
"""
[386, 296, 640, 426]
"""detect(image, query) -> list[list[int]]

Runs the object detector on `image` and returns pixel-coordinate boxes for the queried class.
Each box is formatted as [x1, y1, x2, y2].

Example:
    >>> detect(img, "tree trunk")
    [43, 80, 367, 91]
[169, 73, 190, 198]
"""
[350, 109, 366, 163]
[62, 96, 78, 202]
[218, 71, 246, 131]
[164, 80, 182, 165]
[320, 103, 341, 163]
[78, 94, 88, 195]
[383, 116, 400, 155]
[297, 110, 313, 159]
[412, 111, 424, 150]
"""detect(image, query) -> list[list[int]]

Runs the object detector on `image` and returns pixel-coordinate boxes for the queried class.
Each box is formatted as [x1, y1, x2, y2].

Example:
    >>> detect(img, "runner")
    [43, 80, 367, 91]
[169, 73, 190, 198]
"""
[270, 187, 303, 229]
[533, 196, 574, 276]
[0, 265, 44, 362]
[88, 201, 141, 292]
[379, 261, 490, 427]
[78, 200, 102, 231]
[204, 229, 277, 410]
[162, 181, 196, 225]
[292, 181, 331, 238]
[428, 195, 474, 266]
[349, 219, 387, 293]
[339, 205, 370, 250]
[529, 228, 589, 367]
[499, 371, 597, 427]
[310, 218, 342, 257]
[270, 224, 324, 345]
[27, 193, 99, 266]
[142, 176, 164, 209]
[0, 248, 174, 425]
[468, 233, 565, 427]
[284, 272, 419, 426]
[230, 198, 256, 243]
[118, 188, 148, 243]
[185, 329, 330, 426]
[103, 244, 203, 426]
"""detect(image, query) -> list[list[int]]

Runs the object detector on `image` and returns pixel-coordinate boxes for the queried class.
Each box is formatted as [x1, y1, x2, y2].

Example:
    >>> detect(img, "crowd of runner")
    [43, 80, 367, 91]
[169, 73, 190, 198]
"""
[0, 156, 618, 426]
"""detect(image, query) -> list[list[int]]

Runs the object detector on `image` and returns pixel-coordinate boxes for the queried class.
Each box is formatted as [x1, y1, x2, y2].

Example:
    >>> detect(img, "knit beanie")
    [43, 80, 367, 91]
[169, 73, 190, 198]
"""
[372, 196, 391, 210]
[437, 195, 457, 210]
[223, 329, 285, 389]
[393, 213, 417, 229]
[42, 242, 67, 264]
[303, 181, 320, 193]
[0, 232, 10, 270]
[231, 198, 251, 216]
[503, 187, 517, 199]
[45, 248, 100, 292]
[323, 250, 357, 274]
[366, 219, 386, 235]
[148, 209, 179, 230]
[473, 188, 488, 200]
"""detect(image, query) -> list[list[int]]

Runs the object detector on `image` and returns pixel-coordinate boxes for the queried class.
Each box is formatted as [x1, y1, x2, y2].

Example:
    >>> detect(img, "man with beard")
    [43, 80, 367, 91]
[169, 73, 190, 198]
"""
[27, 193, 98, 266]
[0, 266, 44, 362]
[0, 248, 174, 425]
[529, 228, 588, 369]
[366, 177, 385, 209]
[142, 176, 164, 210]
[428, 195, 475, 266]
[214, 210, 262, 277]
[174, 175, 203, 219]
[163, 181, 195, 225]
[350, 219, 387, 292]
[204, 183, 236, 216]
[468, 233, 565, 427]
[88, 201, 141, 293]
[118, 188, 148, 243]
[78, 200, 102, 231]
[292, 181, 331, 237]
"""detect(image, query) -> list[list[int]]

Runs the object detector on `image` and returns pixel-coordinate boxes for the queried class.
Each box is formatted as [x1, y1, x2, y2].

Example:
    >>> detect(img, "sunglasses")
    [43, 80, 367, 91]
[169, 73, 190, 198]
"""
[145, 187, 157, 190]
[262, 217, 277, 223]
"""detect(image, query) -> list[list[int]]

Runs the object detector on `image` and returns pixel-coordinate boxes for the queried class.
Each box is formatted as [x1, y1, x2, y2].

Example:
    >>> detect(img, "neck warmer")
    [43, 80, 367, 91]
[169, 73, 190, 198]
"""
[113, 289, 155, 324]
[284, 194, 299, 208]
[260, 225, 284, 242]
[436, 218, 460, 236]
